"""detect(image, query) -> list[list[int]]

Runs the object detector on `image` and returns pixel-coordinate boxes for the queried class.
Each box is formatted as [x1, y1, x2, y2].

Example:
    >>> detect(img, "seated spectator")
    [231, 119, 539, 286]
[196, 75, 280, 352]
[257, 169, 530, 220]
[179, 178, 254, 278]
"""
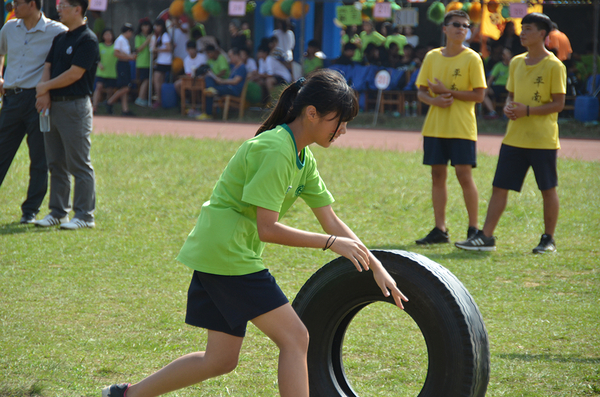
[198, 47, 247, 119]
[256, 44, 291, 101]
[303, 39, 323, 76]
[363, 43, 382, 66]
[174, 40, 208, 99]
[106, 23, 137, 116]
[398, 44, 417, 70]
[93, 29, 117, 113]
[342, 25, 363, 63]
[403, 25, 419, 48]
[483, 47, 511, 119]
[206, 44, 230, 78]
[240, 46, 258, 81]
[335, 42, 358, 66]
[384, 42, 402, 68]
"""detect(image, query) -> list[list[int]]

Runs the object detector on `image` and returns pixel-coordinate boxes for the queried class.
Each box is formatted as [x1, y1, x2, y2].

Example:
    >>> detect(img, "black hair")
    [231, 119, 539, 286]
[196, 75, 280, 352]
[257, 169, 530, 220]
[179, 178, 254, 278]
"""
[343, 42, 357, 51]
[153, 19, 168, 47]
[521, 12, 552, 38]
[23, 0, 42, 10]
[256, 69, 358, 136]
[229, 47, 241, 56]
[257, 44, 270, 53]
[136, 18, 153, 35]
[205, 44, 217, 53]
[186, 40, 197, 49]
[121, 23, 133, 33]
[444, 10, 470, 26]
[66, 0, 88, 16]
[307, 39, 320, 49]
[100, 28, 114, 44]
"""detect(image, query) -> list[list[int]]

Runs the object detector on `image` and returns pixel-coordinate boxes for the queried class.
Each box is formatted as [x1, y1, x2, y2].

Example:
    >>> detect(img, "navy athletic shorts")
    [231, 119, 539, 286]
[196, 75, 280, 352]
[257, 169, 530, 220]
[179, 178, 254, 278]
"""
[492, 144, 558, 192]
[185, 269, 289, 337]
[115, 61, 132, 88]
[423, 136, 477, 167]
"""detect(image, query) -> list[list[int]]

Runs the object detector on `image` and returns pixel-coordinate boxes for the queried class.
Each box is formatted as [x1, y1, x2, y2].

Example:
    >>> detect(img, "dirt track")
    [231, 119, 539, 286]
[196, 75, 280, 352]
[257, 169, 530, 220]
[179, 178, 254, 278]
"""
[92, 116, 600, 162]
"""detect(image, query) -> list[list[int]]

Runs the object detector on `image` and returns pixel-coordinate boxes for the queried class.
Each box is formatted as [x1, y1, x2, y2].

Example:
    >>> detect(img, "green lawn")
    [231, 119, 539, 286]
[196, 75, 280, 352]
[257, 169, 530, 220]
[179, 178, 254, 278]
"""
[0, 133, 599, 397]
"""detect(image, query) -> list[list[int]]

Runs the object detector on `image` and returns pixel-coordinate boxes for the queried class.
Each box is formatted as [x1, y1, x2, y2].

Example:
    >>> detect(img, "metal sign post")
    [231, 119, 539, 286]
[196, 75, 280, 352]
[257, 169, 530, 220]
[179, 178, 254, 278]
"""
[373, 69, 391, 126]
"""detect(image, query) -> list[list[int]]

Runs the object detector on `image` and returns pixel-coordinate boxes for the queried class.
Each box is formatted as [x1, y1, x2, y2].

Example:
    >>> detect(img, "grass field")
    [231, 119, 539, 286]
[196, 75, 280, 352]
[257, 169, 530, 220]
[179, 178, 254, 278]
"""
[0, 132, 599, 397]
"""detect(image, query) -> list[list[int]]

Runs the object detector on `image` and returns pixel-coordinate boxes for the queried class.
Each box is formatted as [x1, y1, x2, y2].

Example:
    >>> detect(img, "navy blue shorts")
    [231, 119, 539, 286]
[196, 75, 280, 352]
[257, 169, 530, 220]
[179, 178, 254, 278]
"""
[95, 76, 117, 88]
[116, 61, 132, 88]
[185, 269, 289, 337]
[423, 137, 477, 167]
[493, 144, 558, 192]
[137, 68, 150, 81]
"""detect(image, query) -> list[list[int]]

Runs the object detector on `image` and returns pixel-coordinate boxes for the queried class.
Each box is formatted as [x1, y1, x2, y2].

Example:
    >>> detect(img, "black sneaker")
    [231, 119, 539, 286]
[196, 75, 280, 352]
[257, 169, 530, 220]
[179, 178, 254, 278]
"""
[102, 383, 131, 397]
[467, 226, 478, 239]
[105, 102, 113, 115]
[532, 234, 556, 254]
[416, 227, 450, 245]
[455, 230, 496, 251]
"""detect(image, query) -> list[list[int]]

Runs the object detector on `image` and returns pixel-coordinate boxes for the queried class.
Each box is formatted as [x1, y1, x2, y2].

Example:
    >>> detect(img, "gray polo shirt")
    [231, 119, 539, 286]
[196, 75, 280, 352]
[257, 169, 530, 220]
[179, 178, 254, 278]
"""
[0, 14, 67, 89]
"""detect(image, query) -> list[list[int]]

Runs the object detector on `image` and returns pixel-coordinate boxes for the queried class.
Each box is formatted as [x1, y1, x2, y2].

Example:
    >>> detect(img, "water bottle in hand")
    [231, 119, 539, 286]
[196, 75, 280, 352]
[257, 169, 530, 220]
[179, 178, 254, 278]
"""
[39, 109, 50, 132]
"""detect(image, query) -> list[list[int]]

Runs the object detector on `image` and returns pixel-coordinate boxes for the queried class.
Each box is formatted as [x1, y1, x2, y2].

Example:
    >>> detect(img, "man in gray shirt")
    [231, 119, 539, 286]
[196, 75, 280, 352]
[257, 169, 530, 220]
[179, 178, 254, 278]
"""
[0, 0, 67, 224]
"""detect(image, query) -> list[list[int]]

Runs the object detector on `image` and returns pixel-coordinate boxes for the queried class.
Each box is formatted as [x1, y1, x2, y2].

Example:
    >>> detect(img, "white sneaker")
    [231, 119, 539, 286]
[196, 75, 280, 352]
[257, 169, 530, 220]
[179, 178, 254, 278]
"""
[60, 218, 95, 230]
[134, 98, 148, 107]
[35, 214, 69, 227]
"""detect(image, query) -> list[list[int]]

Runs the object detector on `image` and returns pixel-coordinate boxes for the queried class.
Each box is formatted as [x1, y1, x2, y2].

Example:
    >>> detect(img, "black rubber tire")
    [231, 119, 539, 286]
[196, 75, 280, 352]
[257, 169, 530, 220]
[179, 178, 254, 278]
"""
[292, 250, 490, 397]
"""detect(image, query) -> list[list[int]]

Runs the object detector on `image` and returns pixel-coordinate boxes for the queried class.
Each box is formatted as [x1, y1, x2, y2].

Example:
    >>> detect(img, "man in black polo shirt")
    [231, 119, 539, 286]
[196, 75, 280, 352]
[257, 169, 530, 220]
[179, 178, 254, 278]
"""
[34, 0, 100, 230]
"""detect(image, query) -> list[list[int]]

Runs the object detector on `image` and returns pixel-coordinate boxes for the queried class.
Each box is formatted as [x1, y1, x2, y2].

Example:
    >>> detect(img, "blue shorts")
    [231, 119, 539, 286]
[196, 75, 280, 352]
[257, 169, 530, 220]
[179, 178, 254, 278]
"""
[185, 269, 289, 337]
[137, 67, 150, 81]
[116, 61, 132, 88]
[493, 144, 558, 192]
[423, 137, 477, 167]
[95, 76, 116, 88]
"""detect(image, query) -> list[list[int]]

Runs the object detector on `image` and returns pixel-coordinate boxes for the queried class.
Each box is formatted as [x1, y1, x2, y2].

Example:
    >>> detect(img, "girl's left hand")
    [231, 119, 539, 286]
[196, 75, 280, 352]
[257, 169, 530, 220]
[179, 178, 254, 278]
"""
[370, 257, 409, 310]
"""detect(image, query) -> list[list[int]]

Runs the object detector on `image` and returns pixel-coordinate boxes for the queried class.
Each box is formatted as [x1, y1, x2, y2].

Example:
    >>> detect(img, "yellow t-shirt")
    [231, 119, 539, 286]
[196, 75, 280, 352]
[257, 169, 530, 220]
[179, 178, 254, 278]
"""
[417, 47, 487, 141]
[503, 53, 566, 150]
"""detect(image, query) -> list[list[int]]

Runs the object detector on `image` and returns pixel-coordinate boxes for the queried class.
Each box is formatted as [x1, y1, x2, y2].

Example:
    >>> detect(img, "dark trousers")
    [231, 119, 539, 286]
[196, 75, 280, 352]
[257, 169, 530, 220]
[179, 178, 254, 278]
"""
[0, 89, 48, 217]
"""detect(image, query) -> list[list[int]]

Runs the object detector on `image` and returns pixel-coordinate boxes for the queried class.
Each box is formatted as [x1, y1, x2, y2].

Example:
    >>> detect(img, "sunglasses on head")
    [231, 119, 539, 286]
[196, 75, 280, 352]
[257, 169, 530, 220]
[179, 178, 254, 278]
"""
[449, 22, 470, 29]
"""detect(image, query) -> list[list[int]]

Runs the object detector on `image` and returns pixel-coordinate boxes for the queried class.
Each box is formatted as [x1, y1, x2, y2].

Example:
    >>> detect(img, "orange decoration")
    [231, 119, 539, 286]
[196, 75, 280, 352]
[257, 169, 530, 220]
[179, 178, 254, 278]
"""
[192, 1, 210, 22]
[469, 2, 481, 23]
[446, 1, 463, 12]
[169, 0, 185, 17]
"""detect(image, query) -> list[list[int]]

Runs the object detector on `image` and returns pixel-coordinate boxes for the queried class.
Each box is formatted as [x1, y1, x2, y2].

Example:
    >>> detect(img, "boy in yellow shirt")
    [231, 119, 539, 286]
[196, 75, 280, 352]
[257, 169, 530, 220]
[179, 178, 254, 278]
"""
[455, 13, 566, 253]
[415, 10, 486, 245]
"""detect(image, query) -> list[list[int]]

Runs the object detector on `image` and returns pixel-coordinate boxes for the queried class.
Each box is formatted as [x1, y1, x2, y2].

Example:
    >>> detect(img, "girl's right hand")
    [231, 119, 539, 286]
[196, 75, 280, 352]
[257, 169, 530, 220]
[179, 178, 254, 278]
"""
[329, 237, 370, 272]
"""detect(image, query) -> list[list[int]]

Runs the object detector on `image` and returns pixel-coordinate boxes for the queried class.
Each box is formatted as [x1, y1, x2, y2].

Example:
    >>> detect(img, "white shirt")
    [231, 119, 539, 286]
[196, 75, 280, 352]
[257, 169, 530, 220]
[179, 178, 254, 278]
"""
[245, 57, 257, 73]
[265, 55, 291, 82]
[272, 29, 295, 62]
[406, 35, 419, 48]
[114, 34, 131, 55]
[152, 32, 172, 65]
[184, 53, 207, 75]
[0, 14, 67, 89]
[171, 24, 189, 60]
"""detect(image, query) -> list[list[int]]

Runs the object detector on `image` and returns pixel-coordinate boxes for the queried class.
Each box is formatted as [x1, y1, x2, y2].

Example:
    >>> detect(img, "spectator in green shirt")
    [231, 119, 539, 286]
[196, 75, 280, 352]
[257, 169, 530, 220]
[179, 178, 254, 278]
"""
[206, 44, 230, 78]
[134, 18, 152, 107]
[93, 28, 117, 112]
[341, 25, 363, 63]
[302, 39, 323, 76]
[483, 47, 512, 119]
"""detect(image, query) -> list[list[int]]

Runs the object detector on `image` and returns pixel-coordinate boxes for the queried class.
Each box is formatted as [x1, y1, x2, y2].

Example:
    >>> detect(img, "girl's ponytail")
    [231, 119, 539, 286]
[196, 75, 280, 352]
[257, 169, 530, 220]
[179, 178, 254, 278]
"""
[256, 78, 306, 136]
[256, 70, 358, 136]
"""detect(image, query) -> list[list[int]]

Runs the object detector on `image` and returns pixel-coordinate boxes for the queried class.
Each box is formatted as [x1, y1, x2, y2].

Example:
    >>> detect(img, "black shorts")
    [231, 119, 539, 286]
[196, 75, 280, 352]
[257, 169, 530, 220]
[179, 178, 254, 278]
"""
[115, 61, 132, 88]
[185, 269, 289, 337]
[492, 144, 558, 192]
[95, 76, 117, 88]
[491, 85, 507, 97]
[423, 136, 477, 167]
[137, 67, 150, 81]
[154, 63, 171, 74]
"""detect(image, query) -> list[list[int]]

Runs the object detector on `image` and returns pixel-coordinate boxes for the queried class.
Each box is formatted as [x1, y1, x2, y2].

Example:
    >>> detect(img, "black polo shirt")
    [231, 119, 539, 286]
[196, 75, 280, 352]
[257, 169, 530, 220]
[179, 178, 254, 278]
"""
[45, 24, 99, 97]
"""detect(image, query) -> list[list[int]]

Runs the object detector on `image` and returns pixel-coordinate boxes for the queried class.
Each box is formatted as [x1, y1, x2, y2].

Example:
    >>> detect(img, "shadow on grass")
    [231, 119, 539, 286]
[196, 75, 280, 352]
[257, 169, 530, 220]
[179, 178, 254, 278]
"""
[372, 244, 497, 261]
[497, 353, 600, 365]
[0, 223, 53, 235]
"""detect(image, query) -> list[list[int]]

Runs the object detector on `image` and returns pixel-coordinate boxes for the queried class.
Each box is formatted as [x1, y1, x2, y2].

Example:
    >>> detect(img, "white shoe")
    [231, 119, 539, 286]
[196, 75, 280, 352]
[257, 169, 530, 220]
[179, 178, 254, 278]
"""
[35, 214, 69, 227]
[134, 98, 148, 107]
[60, 218, 95, 230]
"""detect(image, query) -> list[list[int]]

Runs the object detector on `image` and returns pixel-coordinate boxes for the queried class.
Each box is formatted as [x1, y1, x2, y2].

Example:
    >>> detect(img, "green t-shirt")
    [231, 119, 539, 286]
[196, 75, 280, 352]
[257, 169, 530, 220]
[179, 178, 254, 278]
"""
[342, 33, 362, 62]
[135, 34, 151, 68]
[490, 61, 509, 86]
[208, 54, 230, 78]
[96, 43, 117, 79]
[385, 34, 407, 55]
[177, 124, 335, 276]
[303, 56, 323, 75]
